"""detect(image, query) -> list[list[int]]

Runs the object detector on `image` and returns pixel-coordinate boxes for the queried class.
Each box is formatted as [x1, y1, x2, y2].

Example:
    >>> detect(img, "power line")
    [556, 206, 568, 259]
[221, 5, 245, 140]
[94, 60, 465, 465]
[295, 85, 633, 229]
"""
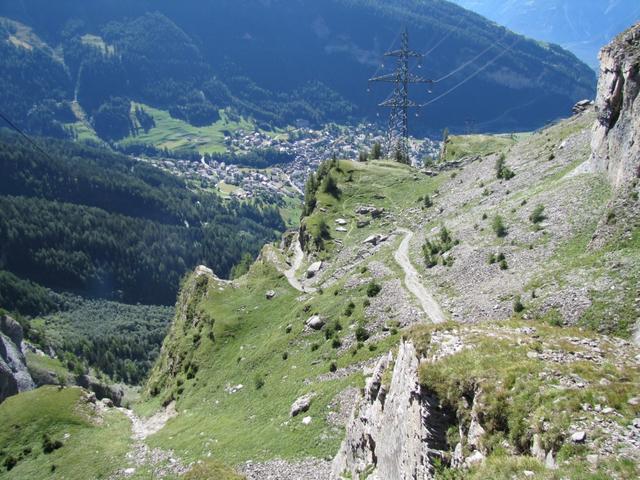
[421, 38, 520, 108]
[0, 109, 57, 162]
[433, 37, 504, 83]
[369, 28, 433, 164]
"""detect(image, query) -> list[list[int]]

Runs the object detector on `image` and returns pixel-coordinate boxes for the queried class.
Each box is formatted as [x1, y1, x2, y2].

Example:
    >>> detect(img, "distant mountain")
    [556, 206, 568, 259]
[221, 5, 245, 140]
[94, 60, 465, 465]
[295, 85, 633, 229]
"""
[450, 0, 640, 70]
[0, 0, 596, 143]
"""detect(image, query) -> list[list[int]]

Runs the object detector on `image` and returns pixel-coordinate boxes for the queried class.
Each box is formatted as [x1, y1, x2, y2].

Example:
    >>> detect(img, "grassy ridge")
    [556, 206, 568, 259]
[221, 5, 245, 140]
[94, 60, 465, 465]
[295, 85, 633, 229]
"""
[0, 387, 130, 479]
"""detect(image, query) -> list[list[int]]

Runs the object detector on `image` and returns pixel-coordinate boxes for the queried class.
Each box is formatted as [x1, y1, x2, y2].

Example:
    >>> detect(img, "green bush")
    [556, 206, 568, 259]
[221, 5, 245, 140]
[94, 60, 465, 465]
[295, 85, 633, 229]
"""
[513, 295, 525, 313]
[529, 204, 546, 224]
[366, 282, 381, 297]
[355, 325, 370, 342]
[42, 433, 63, 454]
[495, 154, 515, 180]
[492, 215, 507, 237]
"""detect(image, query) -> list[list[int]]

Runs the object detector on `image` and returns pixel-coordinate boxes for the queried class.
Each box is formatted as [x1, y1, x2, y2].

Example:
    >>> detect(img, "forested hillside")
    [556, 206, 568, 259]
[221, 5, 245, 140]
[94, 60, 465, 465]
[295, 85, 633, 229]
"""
[0, 131, 285, 306]
[0, 0, 595, 146]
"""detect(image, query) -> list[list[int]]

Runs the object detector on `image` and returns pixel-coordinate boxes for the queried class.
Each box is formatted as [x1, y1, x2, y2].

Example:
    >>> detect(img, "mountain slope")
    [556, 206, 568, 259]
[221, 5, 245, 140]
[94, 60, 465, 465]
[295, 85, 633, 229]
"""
[135, 92, 637, 478]
[0, 132, 285, 306]
[0, 0, 596, 143]
[450, 0, 640, 69]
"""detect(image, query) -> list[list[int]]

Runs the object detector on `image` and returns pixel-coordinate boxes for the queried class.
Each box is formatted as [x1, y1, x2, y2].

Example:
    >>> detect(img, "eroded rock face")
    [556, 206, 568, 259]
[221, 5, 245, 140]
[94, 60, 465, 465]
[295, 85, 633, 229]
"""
[0, 315, 35, 403]
[590, 22, 640, 189]
[331, 342, 447, 480]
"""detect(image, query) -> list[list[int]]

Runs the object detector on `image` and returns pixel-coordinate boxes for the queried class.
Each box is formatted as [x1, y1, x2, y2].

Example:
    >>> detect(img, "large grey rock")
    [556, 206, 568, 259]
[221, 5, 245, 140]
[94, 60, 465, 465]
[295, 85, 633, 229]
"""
[0, 316, 35, 403]
[77, 374, 124, 407]
[331, 341, 440, 480]
[531, 433, 546, 462]
[306, 261, 322, 279]
[590, 23, 640, 190]
[0, 315, 23, 347]
[306, 315, 325, 330]
[290, 393, 314, 417]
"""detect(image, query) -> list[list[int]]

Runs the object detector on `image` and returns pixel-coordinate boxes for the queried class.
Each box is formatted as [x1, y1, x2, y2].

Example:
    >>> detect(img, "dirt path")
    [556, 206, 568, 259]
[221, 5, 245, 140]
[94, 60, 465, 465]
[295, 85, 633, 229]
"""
[284, 235, 316, 293]
[394, 228, 446, 324]
[110, 402, 189, 479]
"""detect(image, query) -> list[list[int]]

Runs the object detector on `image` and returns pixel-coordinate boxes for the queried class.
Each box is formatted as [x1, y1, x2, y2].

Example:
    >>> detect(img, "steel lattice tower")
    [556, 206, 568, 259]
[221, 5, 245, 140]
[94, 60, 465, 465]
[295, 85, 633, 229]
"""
[369, 29, 432, 164]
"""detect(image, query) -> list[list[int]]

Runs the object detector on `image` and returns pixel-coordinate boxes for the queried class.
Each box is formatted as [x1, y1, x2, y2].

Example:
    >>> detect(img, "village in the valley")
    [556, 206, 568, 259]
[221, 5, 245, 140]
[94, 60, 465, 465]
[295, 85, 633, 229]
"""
[135, 123, 441, 201]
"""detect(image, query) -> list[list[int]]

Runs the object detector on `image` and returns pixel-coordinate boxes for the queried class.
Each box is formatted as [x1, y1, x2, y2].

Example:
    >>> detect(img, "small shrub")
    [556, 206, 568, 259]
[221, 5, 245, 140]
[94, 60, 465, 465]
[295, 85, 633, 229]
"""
[363, 299, 370, 308]
[310, 343, 320, 352]
[344, 302, 355, 317]
[366, 282, 381, 297]
[513, 295, 525, 313]
[285, 325, 292, 334]
[329, 361, 337, 373]
[368, 343, 377, 352]
[331, 337, 342, 349]
[423, 195, 433, 208]
[492, 215, 507, 238]
[254, 375, 265, 390]
[355, 325, 370, 342]
[495, 154, 515, 180]
[282, 352, 289, 360]
[482, 213, 488, 220]
[3, 455, 17, 471]
[499, 259, 509, 270]
[606, 211, 616, 224]
[487, 253, 496, 265]
[42, 434, 63, 454]
[529, 204, 546, 224]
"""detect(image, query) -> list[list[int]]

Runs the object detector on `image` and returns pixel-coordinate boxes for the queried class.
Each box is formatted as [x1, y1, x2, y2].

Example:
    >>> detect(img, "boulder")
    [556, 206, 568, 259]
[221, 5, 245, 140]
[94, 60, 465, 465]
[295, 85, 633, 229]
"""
[0, 317, 35, 403]
[306, 315, 325, 330]
[545, 450, 557, 470]
[531, 433, 545, 461]
[306, 261, 322, 279]
[571, 431, 586, 443]
[335, 218, 348, 226]
[335, 227, 348, 233]
[195, 265, 215, 277]
[265, 290, 276, 300]
[290, 393, 314, 417]
[363, 234, 388, 246]
[356, 219, 370, 229]
[465, 450, 485, 467]
[77, 374, 124, 407]
[0, 315, 23, 347]
[572, 99, 593, 114]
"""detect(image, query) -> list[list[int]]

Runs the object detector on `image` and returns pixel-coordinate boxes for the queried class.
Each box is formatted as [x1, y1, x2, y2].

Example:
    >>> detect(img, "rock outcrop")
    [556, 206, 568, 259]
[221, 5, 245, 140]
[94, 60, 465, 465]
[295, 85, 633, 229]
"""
[331, 341, 448, 480]
[590, 22, 640, 189]
[0, 315, 35, 403]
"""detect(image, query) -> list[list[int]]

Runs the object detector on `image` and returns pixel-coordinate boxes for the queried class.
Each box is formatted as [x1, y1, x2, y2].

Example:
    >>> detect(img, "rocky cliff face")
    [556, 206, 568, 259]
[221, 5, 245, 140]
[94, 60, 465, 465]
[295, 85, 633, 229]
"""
[0, 315, 35, 403]
[590, 22, 640, 189]
[331, 341, 448, 480]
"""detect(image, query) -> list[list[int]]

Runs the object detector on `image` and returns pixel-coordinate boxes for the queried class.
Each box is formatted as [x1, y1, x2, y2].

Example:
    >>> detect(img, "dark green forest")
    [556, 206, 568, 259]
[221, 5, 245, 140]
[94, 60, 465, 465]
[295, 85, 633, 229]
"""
[0, 131, 285, 306]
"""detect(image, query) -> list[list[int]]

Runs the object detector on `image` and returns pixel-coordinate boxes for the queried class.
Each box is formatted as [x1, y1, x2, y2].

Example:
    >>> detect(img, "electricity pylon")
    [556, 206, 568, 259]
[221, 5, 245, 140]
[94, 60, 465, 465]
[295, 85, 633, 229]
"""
[369, 28, 432, 164]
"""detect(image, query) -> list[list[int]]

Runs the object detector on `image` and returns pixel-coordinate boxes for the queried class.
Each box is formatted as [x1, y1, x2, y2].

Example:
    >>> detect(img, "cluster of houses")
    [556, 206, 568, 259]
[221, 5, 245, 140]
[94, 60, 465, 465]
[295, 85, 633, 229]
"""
[137, 123, 441, 201]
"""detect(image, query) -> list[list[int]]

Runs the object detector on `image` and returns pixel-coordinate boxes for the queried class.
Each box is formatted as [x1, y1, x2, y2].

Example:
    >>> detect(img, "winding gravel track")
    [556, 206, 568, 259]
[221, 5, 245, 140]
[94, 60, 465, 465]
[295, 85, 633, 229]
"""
[284, 235, 316, 293]
[394, 228, 446, 324]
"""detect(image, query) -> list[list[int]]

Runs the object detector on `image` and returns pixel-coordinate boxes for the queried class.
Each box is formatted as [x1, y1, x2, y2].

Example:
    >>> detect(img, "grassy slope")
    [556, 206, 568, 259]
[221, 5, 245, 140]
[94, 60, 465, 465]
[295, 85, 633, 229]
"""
[443, 133, 522, 162]
[411, 320, 640, 479]
[0, 387, 130, 479]
[141, 159, 447, 468]
[122, 104, 254, 154]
